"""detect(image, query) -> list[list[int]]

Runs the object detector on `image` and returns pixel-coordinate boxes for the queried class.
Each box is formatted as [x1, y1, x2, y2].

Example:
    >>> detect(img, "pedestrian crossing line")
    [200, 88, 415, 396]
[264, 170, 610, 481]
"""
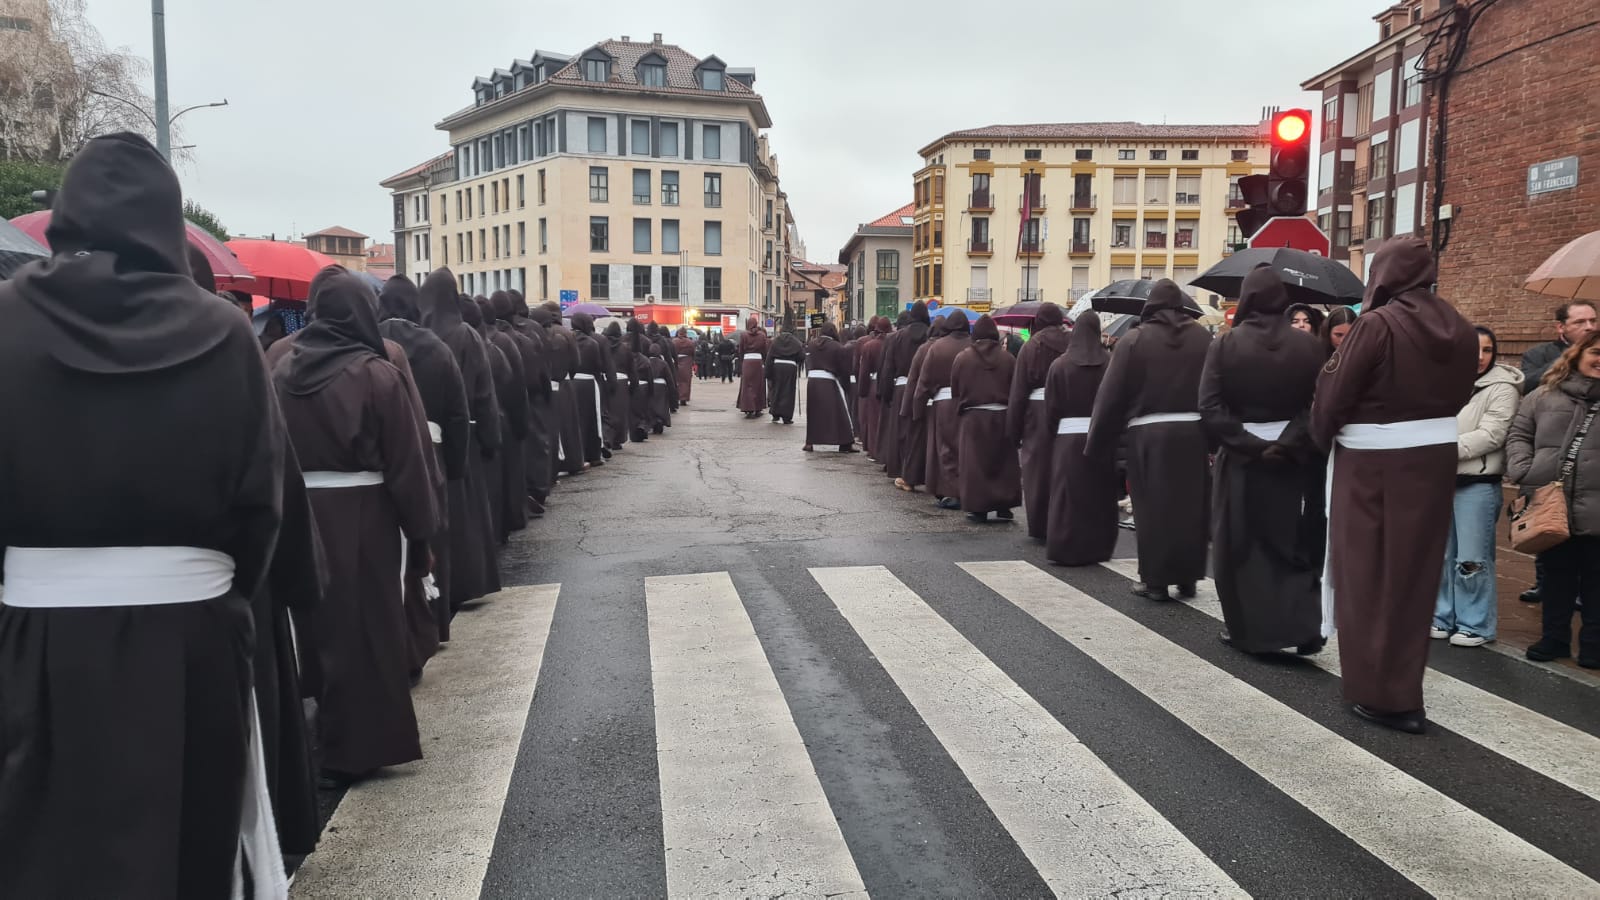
[810, 565, 1245, 898]
[1101, 558, 1600, 805]
[967, 561, 1600, 898]
[644, 572, 867, 899]
[291, 585, 560, 900]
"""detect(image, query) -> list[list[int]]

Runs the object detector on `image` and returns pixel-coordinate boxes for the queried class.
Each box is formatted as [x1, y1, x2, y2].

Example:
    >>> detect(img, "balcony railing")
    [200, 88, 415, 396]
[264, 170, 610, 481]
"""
[968, 237, 992, 255]
[1019, 193, 1047, 211]
[1227, 196, 1247, 209]
[967, 287, 993, 302]
[1174, 234, 1195, 249]
[1018, 238, 1045, 256]
[1070, 192, 1097, 210]
[1017, 288, 1043, 302]
[1353, 166, 1369, 185]
[1069, 238, 1095, 255]
[1069, 287, 1093, 302]
[1145, 234, 1167, 249]
[1350, 224, 1366, 245]
[1221, 243, 1235, 257]
[969, 191, 993, 211]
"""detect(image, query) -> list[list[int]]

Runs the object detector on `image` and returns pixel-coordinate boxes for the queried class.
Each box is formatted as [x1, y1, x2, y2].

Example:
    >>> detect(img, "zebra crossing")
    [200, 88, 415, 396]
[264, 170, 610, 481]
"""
[292, 559, 1600, 899]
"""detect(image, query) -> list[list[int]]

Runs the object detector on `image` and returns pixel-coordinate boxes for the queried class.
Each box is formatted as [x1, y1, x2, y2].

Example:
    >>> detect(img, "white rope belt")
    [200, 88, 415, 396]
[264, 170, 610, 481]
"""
[1057, 417, 1092, 434]
[571, 374, 603, 442]
[1335, 417, 1457, 450]
[652, 378, 667, 384]
[808, 370, 854, 429]
[615, 374, 629, 382]
[426, 421, 442, 445]
[1242, 420, 1289, 442]
[1129, 412, 1201, 427]
[808, 370, 840, 381]
[573, 373, 596, 380]
[774, 358, 799, 367]
[549, 380, 561, 391]
[932, 387, 953, 402]
[0, 545, 287, 898]
[894, 376, 909, 387]
[1028, 388, 1045, 401]
[743, 352, 763, 360]
[967, 403, 1007, 411]
[303, 470, 385, 489]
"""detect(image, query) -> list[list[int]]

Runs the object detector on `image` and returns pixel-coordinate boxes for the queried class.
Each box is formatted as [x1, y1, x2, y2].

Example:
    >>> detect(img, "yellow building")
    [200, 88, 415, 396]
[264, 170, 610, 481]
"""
[424, 34, 788, 328]
[911, 123, 1270, 310]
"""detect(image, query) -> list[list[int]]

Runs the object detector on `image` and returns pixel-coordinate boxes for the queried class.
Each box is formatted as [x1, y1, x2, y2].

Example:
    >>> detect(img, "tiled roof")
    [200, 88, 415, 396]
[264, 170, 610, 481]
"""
[546, 39, 758, 99]
[934, 121, 1262, 143]
[380, 150, 453, 187]
[866, 202, 917, 229]
[306, 225, 369, 239]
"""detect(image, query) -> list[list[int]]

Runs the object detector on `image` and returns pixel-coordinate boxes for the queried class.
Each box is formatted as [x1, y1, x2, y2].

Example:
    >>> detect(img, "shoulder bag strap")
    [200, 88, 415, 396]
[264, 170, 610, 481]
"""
[1560, 400, 1600, 484]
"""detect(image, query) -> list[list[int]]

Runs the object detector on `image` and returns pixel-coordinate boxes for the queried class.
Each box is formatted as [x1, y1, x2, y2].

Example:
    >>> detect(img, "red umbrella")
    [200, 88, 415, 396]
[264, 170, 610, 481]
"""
[225, 238, 336, 301]
[10, 210, 260, 293]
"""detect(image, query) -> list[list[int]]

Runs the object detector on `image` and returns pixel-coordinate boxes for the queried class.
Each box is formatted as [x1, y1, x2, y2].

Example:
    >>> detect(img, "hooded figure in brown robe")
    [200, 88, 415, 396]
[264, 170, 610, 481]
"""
[803, 322, 857, 451]
[767, 324, 807, 424]
[856, 318, 891, 458]
[506, 292, 555, 506]
[625, 320, 655, 441]
[0, 132, 291, 898]
[541, 302, 587, 476]
[420, 269, 500, 609]
[1086, 279, 1212, 599]
[1044, 311, 1119, 565]
[1311, 236, 1478, 733]
[646, 342, 673, 431]
[899, 312, 945, 490]
[647, 323, 679, 413]
[1008, 302, 1071, 539]
[737, 316, 770, 416]
[570, 313, 611, 465]
[912, 310, 972, 507]
[472, 296, 529, 540]
[953, 314, 1022, 521]
[494, 291, 551, 515]
[881, 306, 929, 486]
[674, 327, 696, 404]
[273, 267, 440, 781]
[1201, 267, 1327, 656]
[603, 321, 636, 447]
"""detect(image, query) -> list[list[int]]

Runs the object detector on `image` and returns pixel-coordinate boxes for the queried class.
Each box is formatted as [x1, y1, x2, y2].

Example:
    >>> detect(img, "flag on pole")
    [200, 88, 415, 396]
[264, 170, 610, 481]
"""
[1016, 172, 1035, 259]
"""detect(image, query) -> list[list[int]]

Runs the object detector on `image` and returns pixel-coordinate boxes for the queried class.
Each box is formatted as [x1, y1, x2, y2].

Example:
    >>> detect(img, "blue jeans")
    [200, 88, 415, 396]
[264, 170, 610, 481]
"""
[1434, 481, 1501, 638]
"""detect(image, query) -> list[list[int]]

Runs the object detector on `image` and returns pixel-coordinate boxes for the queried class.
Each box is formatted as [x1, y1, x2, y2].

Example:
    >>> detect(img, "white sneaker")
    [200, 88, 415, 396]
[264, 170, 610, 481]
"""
[1430, 627, 1450, 639]
[1449, 632, 1490, 647]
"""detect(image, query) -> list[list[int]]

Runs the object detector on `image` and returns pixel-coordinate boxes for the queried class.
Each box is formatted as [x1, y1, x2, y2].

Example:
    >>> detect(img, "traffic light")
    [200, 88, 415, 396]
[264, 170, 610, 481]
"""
[1236, 108, 1312, 239]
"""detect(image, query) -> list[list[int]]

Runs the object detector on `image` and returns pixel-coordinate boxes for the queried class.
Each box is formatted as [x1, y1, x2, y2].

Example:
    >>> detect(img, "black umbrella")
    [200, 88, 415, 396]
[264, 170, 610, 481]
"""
[1190, 247, 1364, 305]
[0, 217, 48, 279]
[1090, 279, 1202, 317]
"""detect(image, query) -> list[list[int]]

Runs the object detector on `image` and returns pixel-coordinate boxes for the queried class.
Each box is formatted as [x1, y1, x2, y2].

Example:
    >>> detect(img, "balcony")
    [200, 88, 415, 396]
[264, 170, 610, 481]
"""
[1018, 238, 1045, 258]
[1350, 224, 1365, 246]
[1221, 243, 1235, 257]
[968, 237, 993, 256]
[1227, 196, 1247, 209]
[967, 287, 993, 303]
[1017, 288, 1043, 302]
[1173, 234, 1195, 250]
[1069, 238, 1095, 257]
[968, 191, 994, 212]
[1353, 166, 1369, 185]
[1018, 193, 1047, 212]
[1145, 234, 1168, 250]
[1070, 192, 1097, 211]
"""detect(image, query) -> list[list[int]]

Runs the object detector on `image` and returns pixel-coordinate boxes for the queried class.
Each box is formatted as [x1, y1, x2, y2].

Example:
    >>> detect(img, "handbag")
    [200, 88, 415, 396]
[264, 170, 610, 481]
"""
[1509, 401, 1600, 554]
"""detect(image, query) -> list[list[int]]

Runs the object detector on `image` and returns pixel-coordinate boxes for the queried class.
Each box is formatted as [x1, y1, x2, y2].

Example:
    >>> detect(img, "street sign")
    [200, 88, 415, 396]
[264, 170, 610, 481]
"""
[1247, 216, 1330, 257]
[558, 289, 579, 311]
[808, 313, 826, 328]
[968, 300, 993, 313]
[1528, 156, 1578, 196]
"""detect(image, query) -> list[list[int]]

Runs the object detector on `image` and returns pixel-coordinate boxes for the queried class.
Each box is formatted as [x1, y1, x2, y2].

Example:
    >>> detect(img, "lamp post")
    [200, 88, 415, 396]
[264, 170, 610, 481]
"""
[87, 90, 228, 156]
[150, 1, 228, 160]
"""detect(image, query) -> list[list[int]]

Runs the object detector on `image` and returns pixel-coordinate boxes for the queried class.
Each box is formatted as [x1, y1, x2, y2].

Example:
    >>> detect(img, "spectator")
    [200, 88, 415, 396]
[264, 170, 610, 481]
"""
[1433, 326, 1522, 647]
[1321, 306, 1357, 358]
[1286, 303, 1325, 335]
[1506, 329, 1600, 668]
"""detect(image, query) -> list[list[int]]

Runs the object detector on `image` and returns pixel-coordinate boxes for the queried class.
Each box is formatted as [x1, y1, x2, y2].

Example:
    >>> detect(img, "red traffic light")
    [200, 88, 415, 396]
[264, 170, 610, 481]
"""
[1273, 110, 1310, 145]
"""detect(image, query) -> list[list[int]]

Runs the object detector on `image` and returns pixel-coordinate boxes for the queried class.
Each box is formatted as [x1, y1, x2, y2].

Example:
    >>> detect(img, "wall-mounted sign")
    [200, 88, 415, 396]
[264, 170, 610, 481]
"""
[1528, 156, 1579, 196]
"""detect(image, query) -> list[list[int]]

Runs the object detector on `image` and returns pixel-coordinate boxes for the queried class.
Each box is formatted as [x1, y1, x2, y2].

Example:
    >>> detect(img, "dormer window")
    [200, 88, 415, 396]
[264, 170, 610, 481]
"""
[583, 57, 610, 82]
[534, 63, 545, 82]
[700, 69, 723, 91]
[695, 56, 727, 92]
[640, 62, 666, 87]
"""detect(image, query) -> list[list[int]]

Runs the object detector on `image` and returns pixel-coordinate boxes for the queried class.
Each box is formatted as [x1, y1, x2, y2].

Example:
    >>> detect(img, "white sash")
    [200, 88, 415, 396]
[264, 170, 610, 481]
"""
[572, 374, 603, 442]
[303, 470, 385, 489]
[1242, 420, 1289, 442]
[426, 421, 443, 445]
[894, 376, 909, 387]
[0, 546, 287, 900]
[774, 358, 799, 367]
[1057, 416, 1092, 435]
[549, 380, 561, 392]
[743, 352, 763, 360]
[968, 403, 1006, 412]
[1129, 412, 1201, 427]
[870, 372, 879, 379]
[1321, 416, 1459, 637]
[1027, 388, 1045, 401]
[652, 378, 667, 384]
[808, 370, 854, 427]
[615, 374, 630, 382]
[932, 387, 953, 402]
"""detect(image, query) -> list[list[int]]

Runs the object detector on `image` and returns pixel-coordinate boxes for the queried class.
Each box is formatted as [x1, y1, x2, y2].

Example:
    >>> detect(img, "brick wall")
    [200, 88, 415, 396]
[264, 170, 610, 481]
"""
[1428, 0, 1600, 356]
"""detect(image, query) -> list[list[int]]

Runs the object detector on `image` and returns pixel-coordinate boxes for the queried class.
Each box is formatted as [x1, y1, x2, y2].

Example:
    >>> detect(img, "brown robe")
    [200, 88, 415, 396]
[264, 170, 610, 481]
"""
[542, 312, 586, 476]
[1086, 280, 1212, 588]
[1008, 311, 1071, 538]
[484, 316, 530, 538]
[899, 325, 942, 487]
[509, 299, 556, 502]
[856, 332, 888, 458]
[1311, 237, 1478, 713]
[604, 330, 636, 446]
[646, 350, 673, 430]
[767, 331, 807, 423]
[951, 325, 1022, 514]
[1044, 313, 1119, 565]
[1200, 268, 1326, 653]
[385, 340, 448, 673]
[738, 328, 770, 412]
[674, 335, 696, 403]
[881, 316, 932, 480]
[273, 270, 440, 777]
[911, 323, 972, 500]
[805, 333, 855, 447]
[571, 322, 610, 463]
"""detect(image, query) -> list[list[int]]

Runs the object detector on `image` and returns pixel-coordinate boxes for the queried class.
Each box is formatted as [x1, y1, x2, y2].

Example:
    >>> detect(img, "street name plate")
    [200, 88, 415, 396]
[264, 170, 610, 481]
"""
[1528, 156, 1578, 196]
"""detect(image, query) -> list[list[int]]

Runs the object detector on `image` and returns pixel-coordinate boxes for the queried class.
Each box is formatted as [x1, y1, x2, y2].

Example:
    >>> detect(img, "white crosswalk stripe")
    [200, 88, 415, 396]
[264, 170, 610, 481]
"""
[645, 571, 867, 899]
[970, 560, 1600, 898]
[1101, 558, 1600, 805]
[811, 565, 1245, 898]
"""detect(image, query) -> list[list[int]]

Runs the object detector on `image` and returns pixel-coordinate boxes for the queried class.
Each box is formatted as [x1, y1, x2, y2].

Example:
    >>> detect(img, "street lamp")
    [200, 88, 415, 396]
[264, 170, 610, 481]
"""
[86, 89, 227, 158]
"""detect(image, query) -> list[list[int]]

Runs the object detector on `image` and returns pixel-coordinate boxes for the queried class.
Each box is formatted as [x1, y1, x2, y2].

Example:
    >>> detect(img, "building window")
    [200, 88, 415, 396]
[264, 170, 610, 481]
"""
[662, 171, 680, 205]
[971, 172, 991, 207]
[700, 69, 723, 91]
[1113, 175, 1138, 206]
[590, 166, 609, 202]
[477, 185, 485, 216]
[537, 218, 548, 253]
[458, 233, 466, 261]
[662, 266, 680, 300]
[538, 265, 549, 300]
[479, 229, 487, 260]
[1113, 219, 1134, 248]
[1356, 83, 1375, 135]
[493, 227, 500, 258]
[1118, 148, 1135, 160]
[590, 216, 609, 252]
[588, 116, 607, 152]
[1024, 149, 1042, 161]
[1231, 149, 1249, 161]
[465, 190, 473, 219]
[932, 264, 943, 295]
[876, 250, 900, 282]
[538, 169, 547, 204]
[933, 220, 943, 248]
[973, 148, 990, 160]
[1373, 67, 1394, 121]
[633, 265, 652, 299]
[492, 182, 500, 214]
[704, 173, 721, 207]
[1370, 140, 1390, 179]
[518, 222, 526, 255]
[1174, 222, 1195, 249]
[591, 264, 609, 299]
[1402, 61, 1423, 108]
[702, 125, 722, 160]
[1335, 210, 1352, 247]
[633, 169, 651, 204]
[583, 58, 609, 82]
[639, 63, 666, 87]
[1226, 223, 1243, 246]
[1323, 96, 1339, 131]
[1145, 175, 1169, 204]
[1073, 217, 1091, 251]
[1181, 149, 1199, 161]
[704, 221, 722, 255]
[0, 17, 35, 31]
[654, 124, 676, 158]
[971, 217, 989, 251]
[662, 219, 680, 253]
[631, 120, 651, 155]
[440, 195, 448, 225]
[634, 218, 651, 253]
[933, 175, 944, 204]
[516, 174, 525, 208]
[1020, 219, 1041, 253]
[1145, 220, 1167, 249]
[1176, 175, 1201, 205]
[1150, 149, 1167, 160]
[1075, 148, 1093, 161]
[705, 267, 722, 300]
[1367, 195, 1389, 241]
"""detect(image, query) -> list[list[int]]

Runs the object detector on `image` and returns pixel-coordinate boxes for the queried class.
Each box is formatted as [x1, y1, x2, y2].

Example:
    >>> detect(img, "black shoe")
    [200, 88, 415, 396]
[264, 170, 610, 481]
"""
[1351, 704, 1426, 735]
[1176, 582, 1197, 599]
[1295, 637, 1327, 656]
[1132, 584, 1172, 601]
[600, 448, 612, 460]
[772, 416, 781, 423]
[1520, 588, 1541, 603]
[937, 497, 961, 510]
[318, 768, 367, 790]
[995, 508, 1014, 520]
[784, 419, 793, 425]
[966, 512, 988, 523]
[1218, 630, 1233, 646]
[1578, 652, 1600, 670]
[1526, 639, 1572, 662]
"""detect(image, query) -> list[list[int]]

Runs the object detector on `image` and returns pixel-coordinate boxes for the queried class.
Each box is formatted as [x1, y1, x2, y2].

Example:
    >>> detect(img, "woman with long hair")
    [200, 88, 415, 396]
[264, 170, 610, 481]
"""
[1321, 306, 1357, 358]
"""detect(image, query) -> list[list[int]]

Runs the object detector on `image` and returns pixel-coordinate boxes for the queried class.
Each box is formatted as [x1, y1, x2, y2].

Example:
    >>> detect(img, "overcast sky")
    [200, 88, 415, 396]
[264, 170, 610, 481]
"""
[84, 0, 1375, 258]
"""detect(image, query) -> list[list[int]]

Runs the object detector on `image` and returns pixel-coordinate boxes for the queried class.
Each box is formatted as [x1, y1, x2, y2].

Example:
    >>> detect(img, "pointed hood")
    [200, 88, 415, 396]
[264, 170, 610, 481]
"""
[10, 132, 240, 374]
[420, 267, 463, 335]
[275, 266, 385, 396]
[1064, 310, 1108, 366]
[1364, 236, 1465, 363]
[1139, 279, 1197, 347]
[508, 289, 531, 318]
[968, 314, 1009, 370]
[379, 274, 423, 323]
[571, 313, 597, 334]
[490, 290, 518, 323]
[1233, 266, 1296, 351]
[1035, 302, 1064, 328]
[910, 300, 931, 325]
[1363, 236, 1436, 313]
[464, 295, 489, 336]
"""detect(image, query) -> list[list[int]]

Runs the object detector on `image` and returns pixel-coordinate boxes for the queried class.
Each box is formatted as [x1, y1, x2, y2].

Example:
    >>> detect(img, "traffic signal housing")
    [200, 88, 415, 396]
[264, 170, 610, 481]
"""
[1236, 108, 1312, 239]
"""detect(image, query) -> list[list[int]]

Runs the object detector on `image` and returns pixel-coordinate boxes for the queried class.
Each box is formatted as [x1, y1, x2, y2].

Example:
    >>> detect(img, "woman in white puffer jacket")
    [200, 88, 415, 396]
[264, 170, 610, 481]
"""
[1433, 326, 1523, 646]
